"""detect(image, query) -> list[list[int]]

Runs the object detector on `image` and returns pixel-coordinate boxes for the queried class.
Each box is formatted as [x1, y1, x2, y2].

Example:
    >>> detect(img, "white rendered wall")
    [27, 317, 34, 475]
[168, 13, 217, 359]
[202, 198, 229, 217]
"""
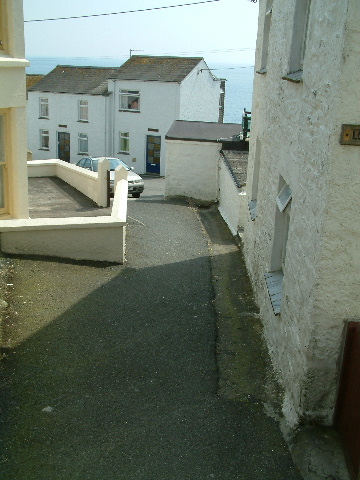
[111, 80, 179, 176]
[27, 92, 107, 163]
[112, 69, 221, 176]
[243, 0, 360, 426]
[0, 0, 29, 219]
[165, 139, 219, 202]
[218, 159, 245, 236]
[179, 59, 221, 122]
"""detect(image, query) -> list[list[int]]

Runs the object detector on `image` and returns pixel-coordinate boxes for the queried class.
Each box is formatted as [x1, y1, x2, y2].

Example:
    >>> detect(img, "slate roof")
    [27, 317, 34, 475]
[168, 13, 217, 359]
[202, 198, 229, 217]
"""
[111, 56, 206, 83]
[221, 150, 249, 187]
[165, 120, 242, 142]
[26, 74, 44, 90]
[28, 65, 119, 95]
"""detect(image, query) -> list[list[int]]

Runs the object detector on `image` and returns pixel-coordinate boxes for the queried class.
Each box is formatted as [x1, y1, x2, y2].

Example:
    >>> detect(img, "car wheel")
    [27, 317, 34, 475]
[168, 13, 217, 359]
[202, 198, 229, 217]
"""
[132, 193, 141, 198]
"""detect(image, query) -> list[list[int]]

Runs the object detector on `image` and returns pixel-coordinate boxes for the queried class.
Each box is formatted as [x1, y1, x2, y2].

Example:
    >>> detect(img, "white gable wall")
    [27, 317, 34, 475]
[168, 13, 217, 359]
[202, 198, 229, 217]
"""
[27, 92, 107, 163]
[165, 139, 219, 202]
[179, 59, 221, 122]
[243, 0, 360, 426]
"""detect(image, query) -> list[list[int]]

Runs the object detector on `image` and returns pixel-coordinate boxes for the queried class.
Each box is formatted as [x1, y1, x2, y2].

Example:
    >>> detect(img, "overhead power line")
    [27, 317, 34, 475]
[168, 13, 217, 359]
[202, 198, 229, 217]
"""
[24, 0, 221, 23]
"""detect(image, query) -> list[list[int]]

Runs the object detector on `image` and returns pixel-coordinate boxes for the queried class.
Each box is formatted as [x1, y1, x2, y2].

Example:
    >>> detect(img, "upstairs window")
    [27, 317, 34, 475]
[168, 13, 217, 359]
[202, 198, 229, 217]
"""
[39, 129, 49, 150]
[284, 0, 311, 82]
[78, 99, 88, 122]
[257, 0, 273, 74]
[39, 97, 49, 118]
[78, 133, 88, 155]
[119, 90, 140, 112]
[119, 132, 130, 153]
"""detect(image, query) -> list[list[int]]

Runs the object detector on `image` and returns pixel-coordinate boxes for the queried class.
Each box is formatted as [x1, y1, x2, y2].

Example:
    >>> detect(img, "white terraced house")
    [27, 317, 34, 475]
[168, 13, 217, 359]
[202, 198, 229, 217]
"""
[27, 56, 225, 176]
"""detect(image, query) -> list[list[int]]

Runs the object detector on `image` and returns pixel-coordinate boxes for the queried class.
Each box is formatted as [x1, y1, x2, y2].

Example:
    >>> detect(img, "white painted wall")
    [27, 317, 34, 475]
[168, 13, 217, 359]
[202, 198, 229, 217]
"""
[0, 166, 128, 263]
[0, 0, 29, 219]
[111, 80, 179, 176]
[28, 158, 112, 207]
[179, 59, 221, 122]
[165, 139, 219, 202]
[218, 159, 246, 236]
[112, 67, 221, 177]
[243, 0, 360, 426]
[27, 92, 107, 163]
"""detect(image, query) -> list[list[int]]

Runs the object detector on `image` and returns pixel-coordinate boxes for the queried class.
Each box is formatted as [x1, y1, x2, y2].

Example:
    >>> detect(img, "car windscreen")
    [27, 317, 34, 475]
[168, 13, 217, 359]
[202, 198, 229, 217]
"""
[109, 159, 130, 171]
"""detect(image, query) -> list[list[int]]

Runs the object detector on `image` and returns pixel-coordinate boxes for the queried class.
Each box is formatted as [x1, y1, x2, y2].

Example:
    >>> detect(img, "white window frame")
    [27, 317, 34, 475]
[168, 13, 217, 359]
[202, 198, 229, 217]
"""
[276, 183, 292, 212]
[266, 179, 293, 315]
[39, 97, 49, 119]
[119, 131, 130, 153]
[78, 133, 88, 155]
[119, 90, 140, 112]
[39, 129, 49, 150]
[78, 99, 89, 122]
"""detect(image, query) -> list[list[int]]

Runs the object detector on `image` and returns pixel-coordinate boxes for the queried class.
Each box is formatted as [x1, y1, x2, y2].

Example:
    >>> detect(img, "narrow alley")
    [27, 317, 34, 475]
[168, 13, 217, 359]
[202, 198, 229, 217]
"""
[0, 177, 302, 479]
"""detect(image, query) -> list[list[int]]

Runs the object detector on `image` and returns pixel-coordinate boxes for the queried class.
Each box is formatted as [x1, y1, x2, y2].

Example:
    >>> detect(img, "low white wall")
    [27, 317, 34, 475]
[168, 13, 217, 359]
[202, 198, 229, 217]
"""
[28, 159, 109, 207]
[165, 139, 220, 202]
[218, 159, 246, 236]
[0, 165, 128, 264]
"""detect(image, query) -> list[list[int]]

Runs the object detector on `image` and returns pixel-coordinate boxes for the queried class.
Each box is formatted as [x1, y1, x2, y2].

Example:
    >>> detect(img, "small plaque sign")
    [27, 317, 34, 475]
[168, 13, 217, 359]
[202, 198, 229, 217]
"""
[340, 124, 360, 146]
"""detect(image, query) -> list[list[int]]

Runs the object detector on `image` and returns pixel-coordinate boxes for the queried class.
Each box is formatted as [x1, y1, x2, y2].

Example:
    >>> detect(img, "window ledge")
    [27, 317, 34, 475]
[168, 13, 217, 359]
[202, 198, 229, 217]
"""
[38, 117, 49, 120]
[256, 68, 267, 75]
[264, 271, 284, 315]
[119, 110, 140, 113]
[282, 70, 303, 83]
[248, 200, 257, 221]
[117, 152, 130, 155]
[77, 120, 89, 123]
[0, 56, 30, 68]
[39, 148, 49, 151]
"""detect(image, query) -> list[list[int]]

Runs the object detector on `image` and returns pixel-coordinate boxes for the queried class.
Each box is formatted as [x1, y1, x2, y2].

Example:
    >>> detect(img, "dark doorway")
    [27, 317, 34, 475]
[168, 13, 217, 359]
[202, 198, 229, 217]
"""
[146, 135, 161, 174]
[58, 132, 70, 162]
[334, 321, 360, 479]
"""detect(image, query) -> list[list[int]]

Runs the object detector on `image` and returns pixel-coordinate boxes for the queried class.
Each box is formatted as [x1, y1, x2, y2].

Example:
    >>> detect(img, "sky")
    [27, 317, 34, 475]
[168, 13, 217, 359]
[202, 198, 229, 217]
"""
[23, 0, 259, 65]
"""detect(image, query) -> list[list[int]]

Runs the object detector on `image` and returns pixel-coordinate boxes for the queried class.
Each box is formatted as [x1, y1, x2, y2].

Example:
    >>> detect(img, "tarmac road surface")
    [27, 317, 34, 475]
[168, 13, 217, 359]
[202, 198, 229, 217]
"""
[0, 176, 305, 479]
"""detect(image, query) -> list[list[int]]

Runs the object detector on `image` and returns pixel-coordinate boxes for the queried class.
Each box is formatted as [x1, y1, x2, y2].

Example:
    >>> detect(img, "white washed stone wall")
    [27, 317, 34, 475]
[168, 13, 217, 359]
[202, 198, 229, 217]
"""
[218, 159, 245, 236]
[244, 0, 360, 425]
[165, 140, 219, 202]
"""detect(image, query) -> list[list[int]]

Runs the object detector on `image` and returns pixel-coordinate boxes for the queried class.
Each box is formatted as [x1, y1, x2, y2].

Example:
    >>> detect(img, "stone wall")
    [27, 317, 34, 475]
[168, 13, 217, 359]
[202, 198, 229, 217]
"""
[243, 0, 360, 426]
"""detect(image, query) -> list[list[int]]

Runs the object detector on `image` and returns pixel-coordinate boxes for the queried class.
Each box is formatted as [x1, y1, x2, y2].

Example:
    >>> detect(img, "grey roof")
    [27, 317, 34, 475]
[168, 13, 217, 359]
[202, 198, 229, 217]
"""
[221, 150, 249, 187]
[28, 65, 119, 95]
[111, 55, 205, 83]
[166, 120, 242, 142]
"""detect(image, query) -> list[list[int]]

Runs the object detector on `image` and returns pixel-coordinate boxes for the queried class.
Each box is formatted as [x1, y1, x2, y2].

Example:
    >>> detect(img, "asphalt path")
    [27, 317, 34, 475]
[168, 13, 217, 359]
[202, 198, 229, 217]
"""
[0, 177, 302, 479]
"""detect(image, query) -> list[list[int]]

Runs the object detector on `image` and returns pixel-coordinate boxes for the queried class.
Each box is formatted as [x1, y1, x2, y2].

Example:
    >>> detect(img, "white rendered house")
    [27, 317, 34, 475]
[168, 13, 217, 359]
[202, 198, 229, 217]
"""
[27, 56, 224, 176]
[0, 0, 29, 219]
[244, 0, 360, 441]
